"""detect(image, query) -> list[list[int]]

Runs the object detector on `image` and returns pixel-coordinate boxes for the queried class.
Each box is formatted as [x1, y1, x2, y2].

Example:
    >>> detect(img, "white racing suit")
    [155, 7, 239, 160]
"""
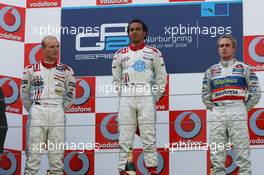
[21, 61, 75, 175]
[112, 43, 167, 172]
[202, 60, 261, 175]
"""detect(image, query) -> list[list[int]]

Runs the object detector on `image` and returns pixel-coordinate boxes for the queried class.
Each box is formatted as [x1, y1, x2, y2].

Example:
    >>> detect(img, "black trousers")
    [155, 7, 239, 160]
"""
[0, 87, 7, 154]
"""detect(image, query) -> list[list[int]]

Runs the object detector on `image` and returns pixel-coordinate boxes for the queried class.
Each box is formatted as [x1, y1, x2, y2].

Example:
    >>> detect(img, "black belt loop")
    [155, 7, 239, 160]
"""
[213, 103, 219, 106]
[34, 101, 59, 106]
[34, 101, 41, 105]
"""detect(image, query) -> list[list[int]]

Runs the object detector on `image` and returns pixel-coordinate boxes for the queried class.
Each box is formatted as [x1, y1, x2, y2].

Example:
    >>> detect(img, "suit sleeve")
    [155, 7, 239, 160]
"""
[153, 49, 167, 101]
[202, 69, 213, 110]
[112, 51, 122, 95]
[245, 67, 261, 111]
[64, 67, 76, 111]
[21, 67, 33, 112]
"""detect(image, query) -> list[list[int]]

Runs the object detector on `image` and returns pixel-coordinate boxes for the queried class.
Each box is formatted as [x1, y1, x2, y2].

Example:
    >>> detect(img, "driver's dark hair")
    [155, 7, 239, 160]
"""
[127, 19, 148, 39]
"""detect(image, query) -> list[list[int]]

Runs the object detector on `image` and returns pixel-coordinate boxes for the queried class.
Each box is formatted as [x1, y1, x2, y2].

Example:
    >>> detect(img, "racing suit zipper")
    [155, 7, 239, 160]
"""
[47, 68, 51, 127]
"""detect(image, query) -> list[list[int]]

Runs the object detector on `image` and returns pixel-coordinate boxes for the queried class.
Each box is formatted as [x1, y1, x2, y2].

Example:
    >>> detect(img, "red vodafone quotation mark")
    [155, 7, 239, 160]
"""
[0, 6, 21, 32]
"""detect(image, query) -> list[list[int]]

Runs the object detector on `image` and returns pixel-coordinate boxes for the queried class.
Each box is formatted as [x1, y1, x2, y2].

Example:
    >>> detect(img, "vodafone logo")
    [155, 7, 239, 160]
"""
[74, 79, 90, 106]
[100, 113, 119, 141]
[137, 152, 164, 174]
[29, 44, 42, 65]
[0, 77, 19, 104]
[174, 112, 201, 138]
[24, 43, 43, 68]
[248, 37, 264, 63]
[96, 113, 119, 149]
[249, 109, 264, 136]
[0, 150, 17, 174]
[64, 151, 89, 174]
[170, 110, 206, 145]
[0, 4, 24, 41]
[0, 6, 21, 32]
[225, 149, 238, 174]
[67, 77, 95, 114]
[97, 0, 132, 5]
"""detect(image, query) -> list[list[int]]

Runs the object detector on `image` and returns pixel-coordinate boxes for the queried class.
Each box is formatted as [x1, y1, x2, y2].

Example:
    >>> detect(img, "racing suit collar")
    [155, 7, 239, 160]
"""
[41, 60, 57, 69]
[220, 58, 235, 67]
[129, 42, 145, 51]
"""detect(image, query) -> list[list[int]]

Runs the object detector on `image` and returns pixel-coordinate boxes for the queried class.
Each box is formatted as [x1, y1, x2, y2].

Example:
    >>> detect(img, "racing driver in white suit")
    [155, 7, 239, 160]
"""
[202, 35, 261, 175]
[112, 19, 167, 175]
[21, 36, 75, 175]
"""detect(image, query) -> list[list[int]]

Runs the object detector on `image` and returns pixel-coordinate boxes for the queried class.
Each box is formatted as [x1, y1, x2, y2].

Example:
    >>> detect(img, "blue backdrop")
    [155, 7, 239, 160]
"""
[61, 2, 243, 76]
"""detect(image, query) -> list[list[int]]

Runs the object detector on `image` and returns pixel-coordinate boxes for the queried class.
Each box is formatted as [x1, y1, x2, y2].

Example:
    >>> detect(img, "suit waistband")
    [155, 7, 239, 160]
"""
[34, 101, 60, 106]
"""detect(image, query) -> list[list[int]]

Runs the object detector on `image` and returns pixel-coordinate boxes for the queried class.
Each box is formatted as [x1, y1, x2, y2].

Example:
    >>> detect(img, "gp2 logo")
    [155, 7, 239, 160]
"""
[76, 23, 129, 52]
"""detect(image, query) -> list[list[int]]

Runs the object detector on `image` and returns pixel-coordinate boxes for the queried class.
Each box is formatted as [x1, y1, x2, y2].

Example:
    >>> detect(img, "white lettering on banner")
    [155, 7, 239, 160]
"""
[75, 54, 114, 61]
[164, 24, 232, 38]
[67, 106, 92, 113]
[251, 139, 264, 144]
[146, 35, 192, 44]
[98, 142, 119, 149]
[0, 33, 21, 41]
[156, 105, 165, 110]
[6, 105, 19, 113]
[29, 1, 58, 8]
[99, 0, 129, 4]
